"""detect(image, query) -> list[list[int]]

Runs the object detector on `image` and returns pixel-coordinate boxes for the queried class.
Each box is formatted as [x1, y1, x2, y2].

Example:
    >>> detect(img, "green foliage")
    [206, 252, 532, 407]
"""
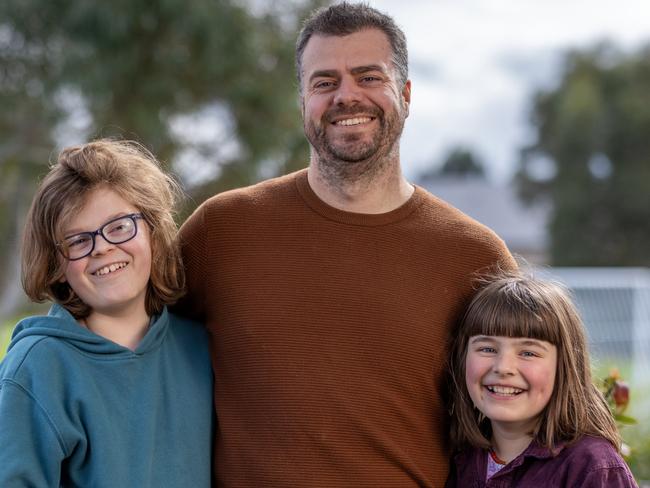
[0, 321, 13, 360]
[626, 428, 650, 483]
[419, 146, 486, 181]
[0, 0, 327, 312]
[439, 147, 486, 178]
[516, 43, 650, 265]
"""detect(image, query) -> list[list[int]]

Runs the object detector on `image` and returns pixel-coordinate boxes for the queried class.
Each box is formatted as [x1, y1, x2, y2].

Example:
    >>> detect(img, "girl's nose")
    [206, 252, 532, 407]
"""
[492, 353, 516, 376]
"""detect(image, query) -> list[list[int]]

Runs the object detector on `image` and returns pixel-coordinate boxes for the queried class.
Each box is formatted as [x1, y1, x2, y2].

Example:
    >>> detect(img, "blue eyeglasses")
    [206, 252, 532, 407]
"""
[57, 213, 144, 261]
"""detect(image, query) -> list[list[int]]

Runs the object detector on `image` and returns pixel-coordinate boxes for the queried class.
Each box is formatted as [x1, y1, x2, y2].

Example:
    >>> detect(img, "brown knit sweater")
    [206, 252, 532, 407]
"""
[177, 169, 515, 487]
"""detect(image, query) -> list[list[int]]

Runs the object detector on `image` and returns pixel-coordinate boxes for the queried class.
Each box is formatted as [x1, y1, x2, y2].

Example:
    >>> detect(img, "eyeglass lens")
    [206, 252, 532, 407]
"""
[60, 215, 139, 260]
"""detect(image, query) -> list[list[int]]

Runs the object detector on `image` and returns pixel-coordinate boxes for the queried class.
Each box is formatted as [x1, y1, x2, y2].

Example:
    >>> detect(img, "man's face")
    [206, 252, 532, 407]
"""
[300, 29, 411, 171]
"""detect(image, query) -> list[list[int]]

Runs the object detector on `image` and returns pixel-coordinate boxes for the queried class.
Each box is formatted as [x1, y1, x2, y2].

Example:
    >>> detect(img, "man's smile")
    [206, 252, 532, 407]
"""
[332, 116, 376, 126]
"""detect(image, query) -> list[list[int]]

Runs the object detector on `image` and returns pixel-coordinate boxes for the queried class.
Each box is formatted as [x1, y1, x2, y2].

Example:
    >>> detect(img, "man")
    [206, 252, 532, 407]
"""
[178, 3, 515, 487]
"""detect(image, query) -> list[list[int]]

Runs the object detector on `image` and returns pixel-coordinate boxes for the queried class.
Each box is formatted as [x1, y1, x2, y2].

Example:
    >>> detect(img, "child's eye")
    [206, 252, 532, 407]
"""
[521, 351, 538, 358]
[66, 235, 92, 249]
[478, 347, 497, 354]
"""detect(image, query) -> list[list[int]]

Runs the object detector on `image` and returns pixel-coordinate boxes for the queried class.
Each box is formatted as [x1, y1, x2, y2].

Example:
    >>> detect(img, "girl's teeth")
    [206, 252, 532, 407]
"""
[487, 385, 523, 395]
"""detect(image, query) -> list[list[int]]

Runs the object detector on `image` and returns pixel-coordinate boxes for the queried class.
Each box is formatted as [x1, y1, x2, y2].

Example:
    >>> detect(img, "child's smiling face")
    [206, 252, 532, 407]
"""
[465, 335, 557, 435]
[60, 186, 152, 321]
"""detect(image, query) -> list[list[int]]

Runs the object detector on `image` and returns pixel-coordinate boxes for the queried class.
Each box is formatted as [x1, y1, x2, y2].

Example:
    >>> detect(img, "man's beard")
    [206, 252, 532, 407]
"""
[304, 103, 406, 184]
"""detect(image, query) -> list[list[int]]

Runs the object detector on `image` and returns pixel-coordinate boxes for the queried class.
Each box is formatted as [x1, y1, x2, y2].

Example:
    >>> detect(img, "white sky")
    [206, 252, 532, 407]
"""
[366, 0, 650, 181]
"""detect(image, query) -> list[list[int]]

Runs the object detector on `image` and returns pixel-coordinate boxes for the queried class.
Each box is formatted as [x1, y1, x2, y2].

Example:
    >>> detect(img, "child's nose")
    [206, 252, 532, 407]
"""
[91, 234, 116, 256]
[492, 354, 516, 375]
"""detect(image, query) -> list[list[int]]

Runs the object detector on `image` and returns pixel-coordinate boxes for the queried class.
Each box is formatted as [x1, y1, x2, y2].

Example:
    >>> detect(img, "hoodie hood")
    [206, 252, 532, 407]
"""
[8, 304, 169, 357]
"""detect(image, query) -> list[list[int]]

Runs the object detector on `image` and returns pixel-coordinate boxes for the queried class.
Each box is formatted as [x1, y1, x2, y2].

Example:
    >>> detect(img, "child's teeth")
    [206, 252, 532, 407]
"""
[95, 262, 127, 276]
[488, 385, 522, 395]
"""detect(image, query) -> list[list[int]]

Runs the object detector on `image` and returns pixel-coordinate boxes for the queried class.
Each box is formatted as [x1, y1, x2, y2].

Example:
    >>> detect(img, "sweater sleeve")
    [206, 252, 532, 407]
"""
[0, 380, 66, 487]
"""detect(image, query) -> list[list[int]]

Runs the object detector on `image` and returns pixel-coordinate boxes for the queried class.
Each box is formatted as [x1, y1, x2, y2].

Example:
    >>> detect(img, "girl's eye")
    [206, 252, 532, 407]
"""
[478, 347, 496, 354]
[521, 351, 538, 358]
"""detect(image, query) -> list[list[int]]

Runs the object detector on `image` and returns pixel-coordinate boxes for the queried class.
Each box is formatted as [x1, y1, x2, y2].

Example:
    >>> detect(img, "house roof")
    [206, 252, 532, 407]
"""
[418, 176, 550, 254]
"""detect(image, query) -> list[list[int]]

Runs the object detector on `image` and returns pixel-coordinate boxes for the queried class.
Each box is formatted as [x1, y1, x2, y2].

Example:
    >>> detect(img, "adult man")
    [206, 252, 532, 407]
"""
[178, 3, 515, 487]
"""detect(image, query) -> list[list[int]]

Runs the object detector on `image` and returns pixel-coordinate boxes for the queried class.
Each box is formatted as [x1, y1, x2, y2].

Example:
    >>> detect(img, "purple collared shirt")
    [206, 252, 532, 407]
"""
[446, 435, 638, 488]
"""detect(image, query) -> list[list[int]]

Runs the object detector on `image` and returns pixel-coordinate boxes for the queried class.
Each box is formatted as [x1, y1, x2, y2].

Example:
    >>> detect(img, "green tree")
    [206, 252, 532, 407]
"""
[517, 44, 650, 266]
[438, 147, 486, 178]
[418, 146, 486, 181]
[0, 0, 327, 317]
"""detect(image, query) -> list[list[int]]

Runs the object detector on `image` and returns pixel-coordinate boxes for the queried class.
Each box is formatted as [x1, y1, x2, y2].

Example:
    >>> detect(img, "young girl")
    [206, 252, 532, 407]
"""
[446, 270, 637, 487]
[0, 140, 213, 487]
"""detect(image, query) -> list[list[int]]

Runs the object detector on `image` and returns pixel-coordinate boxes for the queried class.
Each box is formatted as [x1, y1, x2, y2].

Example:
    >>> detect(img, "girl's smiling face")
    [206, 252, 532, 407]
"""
[61, 186, 152, 321]
[465, 335, 557, 435]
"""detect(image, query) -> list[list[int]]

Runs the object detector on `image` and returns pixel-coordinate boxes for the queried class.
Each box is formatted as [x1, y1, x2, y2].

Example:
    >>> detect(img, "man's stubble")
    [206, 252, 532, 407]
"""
[304, 100, 407, 190]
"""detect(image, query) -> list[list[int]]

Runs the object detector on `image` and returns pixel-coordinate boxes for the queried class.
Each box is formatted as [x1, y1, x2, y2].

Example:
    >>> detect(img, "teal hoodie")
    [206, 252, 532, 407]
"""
[0, 304, 213, 487]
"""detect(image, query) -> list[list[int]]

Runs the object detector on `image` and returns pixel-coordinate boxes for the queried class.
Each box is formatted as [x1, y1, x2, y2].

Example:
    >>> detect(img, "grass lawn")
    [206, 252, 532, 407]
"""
[0, 320, 14, 360]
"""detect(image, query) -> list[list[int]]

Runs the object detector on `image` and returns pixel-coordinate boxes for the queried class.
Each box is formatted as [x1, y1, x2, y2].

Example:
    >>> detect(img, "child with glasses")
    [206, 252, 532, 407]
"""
[0, 140, 213, 487]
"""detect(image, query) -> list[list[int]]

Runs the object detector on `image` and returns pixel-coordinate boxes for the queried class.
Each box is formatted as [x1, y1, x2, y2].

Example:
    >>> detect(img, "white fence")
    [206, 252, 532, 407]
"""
[540, 267, 650, 417]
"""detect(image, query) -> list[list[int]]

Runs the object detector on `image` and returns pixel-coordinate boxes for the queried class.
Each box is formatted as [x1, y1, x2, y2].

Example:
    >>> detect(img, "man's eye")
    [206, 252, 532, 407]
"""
[360, 76, 380, 83]
[314, 80, 335, 89]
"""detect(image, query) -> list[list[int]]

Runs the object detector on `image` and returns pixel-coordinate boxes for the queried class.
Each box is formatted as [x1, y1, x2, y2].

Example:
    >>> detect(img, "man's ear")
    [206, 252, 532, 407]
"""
[402, 80, 412, 117]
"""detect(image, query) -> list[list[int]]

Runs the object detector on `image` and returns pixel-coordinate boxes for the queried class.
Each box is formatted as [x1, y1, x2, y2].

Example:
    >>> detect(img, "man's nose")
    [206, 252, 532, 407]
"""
[333, 77, 362, 106]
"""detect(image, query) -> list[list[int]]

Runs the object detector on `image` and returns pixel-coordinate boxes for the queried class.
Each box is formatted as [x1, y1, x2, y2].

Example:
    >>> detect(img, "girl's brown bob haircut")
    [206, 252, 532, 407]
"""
[449, 269, 620, 452]
[22, 139, 185, 318]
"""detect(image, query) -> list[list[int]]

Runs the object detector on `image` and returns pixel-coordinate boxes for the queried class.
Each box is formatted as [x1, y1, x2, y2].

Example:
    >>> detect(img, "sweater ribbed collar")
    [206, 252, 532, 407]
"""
[294, 168, 424, 227]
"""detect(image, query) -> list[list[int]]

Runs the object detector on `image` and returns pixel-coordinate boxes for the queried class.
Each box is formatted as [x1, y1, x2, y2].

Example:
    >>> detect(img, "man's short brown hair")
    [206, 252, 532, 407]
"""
[295, 2, 408, 92]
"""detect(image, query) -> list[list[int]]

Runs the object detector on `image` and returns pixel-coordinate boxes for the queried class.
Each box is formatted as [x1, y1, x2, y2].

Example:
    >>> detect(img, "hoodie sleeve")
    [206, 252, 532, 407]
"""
[0, 380, 66, 487]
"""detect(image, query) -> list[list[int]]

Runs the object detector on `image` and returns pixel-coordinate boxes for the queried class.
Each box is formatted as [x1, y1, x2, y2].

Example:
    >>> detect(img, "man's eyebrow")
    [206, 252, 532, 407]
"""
[309, 69, 339, 83]
[350, 64, 386, 75]
[308, 64, 387, 83]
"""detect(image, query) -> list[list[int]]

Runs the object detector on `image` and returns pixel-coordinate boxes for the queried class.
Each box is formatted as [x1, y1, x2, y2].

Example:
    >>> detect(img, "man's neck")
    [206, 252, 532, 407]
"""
[307, 157, 414, 214]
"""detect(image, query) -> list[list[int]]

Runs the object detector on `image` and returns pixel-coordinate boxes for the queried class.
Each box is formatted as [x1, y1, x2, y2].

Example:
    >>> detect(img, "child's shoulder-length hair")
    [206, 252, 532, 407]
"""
[21, 138, 186, 318]
[448, 268, 621, 453]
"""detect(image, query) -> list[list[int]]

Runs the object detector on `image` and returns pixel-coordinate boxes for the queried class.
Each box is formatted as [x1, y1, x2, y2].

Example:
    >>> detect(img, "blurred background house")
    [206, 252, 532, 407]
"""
[419, 174, 550, 265]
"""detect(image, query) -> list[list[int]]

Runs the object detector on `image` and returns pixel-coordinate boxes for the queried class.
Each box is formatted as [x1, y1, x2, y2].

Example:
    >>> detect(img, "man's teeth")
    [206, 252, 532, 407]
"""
[94, 262, 128, 276]
[335, 117, 372, 126]
[486, 385, 523, 395]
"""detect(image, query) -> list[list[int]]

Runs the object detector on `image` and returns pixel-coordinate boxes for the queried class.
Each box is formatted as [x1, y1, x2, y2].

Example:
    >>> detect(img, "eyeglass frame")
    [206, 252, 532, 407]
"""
[56, 213, 145, 261]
